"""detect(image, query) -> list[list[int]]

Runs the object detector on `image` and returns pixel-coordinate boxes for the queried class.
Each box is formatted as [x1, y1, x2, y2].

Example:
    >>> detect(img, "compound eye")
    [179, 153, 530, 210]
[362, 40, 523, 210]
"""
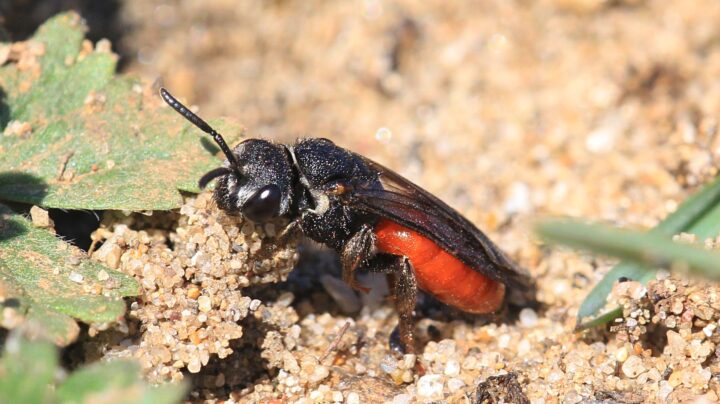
[242, 184, 282, 222]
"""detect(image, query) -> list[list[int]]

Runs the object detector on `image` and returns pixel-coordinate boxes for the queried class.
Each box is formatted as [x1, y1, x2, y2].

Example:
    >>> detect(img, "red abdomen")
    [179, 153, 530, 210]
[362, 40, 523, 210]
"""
[375, 219, 505, 313]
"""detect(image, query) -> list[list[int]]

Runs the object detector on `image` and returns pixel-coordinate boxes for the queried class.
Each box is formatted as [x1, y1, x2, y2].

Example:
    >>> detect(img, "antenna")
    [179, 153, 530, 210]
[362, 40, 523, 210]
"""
[159, 88, 241, 170]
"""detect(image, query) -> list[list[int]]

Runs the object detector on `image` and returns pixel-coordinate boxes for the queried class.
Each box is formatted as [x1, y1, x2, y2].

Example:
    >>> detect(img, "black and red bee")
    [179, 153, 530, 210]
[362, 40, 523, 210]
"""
[160, 88, 535, 354]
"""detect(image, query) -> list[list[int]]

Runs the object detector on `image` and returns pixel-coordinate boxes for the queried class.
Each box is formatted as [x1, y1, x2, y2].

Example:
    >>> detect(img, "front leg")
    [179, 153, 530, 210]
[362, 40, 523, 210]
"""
[340, 224, 377, 293]
[275, 218, 301, 244]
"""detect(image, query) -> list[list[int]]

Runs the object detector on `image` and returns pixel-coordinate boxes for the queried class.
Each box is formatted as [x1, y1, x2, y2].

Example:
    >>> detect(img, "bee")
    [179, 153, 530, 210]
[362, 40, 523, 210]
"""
[160, 88, 534, 353]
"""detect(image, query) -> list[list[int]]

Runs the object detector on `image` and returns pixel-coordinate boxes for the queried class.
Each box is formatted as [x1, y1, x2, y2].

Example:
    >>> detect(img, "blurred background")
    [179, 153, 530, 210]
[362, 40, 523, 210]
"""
[3, 0, 720, 299]
[6, 2, 720, 401]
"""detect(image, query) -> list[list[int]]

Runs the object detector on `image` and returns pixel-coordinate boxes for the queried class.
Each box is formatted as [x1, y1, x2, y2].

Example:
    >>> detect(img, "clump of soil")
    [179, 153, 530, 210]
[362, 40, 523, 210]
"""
[604, 273, 720, 402]
[89, 193, 298, 383]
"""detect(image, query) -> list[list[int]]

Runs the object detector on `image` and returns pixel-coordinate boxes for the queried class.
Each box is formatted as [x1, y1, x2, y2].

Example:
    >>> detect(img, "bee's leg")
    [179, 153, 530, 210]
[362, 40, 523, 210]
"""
[341, 231, 419, 356]
[340, 224, 377, 293]
[386, 257, 418, 355]
[275, 218, 301, 244]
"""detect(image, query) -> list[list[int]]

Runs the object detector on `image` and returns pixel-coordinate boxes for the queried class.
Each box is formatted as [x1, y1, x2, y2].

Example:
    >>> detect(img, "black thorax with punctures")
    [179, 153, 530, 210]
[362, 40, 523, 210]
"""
[289, 138, 381, 251]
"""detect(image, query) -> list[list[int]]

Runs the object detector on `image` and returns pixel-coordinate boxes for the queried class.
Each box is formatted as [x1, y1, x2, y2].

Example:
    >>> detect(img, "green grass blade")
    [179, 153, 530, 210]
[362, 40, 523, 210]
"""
[685, 196, 720, 239]
[653, 176, 720, 234]
[573, 175, 720, 328]
[574, 262, 651, 329]
[537, 220, 720, 279]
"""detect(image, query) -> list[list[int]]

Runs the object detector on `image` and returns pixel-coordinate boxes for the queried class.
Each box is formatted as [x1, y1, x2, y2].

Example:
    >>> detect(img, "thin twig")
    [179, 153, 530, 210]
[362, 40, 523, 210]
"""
[56, 151, 75, 180]
[319, 320, 351, 364]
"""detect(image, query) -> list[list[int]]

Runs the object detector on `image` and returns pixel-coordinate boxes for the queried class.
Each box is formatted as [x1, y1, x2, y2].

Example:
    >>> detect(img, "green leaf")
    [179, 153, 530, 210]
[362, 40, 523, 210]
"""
[57, 360, 187, 404]
[572, 175, 720, 328]
[0, 336, 186, 404]
[0, 203, 139, 345]
[537, 220, 720, 278]
[0, 336, 57, 403]
[0, 12, 240, 210]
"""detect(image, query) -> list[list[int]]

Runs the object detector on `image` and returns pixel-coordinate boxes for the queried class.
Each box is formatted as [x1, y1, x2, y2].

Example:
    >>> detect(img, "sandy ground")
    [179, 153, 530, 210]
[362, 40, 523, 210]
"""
[12, 0, 720, 402]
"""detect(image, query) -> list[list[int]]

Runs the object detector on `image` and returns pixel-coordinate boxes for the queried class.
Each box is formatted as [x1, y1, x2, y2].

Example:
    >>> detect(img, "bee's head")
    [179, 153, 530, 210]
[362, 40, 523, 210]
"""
[208, 139, 293, 221]
[161, 88, 293, 223]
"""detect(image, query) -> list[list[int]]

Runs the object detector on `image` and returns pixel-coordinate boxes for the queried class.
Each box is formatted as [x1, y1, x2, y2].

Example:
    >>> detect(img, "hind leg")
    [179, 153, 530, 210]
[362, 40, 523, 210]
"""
[341, 231, 419, 354]
[386, 257, 418, 355]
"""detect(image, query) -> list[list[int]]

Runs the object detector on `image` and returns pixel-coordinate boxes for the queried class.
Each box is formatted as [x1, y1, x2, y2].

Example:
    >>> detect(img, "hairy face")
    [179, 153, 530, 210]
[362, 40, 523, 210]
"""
[213, 139, 294, 222]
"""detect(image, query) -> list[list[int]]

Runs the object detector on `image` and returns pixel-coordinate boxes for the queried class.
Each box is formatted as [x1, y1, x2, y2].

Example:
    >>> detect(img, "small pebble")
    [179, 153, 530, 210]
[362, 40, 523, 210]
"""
[401, 354, 416, 369]
[309, 365, 329, 383]
[187, 287, 201, 300]
[187, 358, 201, 373]
[264, 223, 277, 237]
[498, 334, 511, 348]
[447, 377, 466, 392]
[547, 369, 565, 383]
[504, 182, 531, 214]
[657, 381, 674, 400]
[3, 120, 32, 137]
[346, 392, 360, 404]
[585, 125, 616, 153]
[615, 346, 629, 362]
[30, 206, 53, 228]
[69, 272, 84, 283]
[285, 375, 298, 387]
[563, 391, 583, 404]
[621, 355, 644, 378]
[198, 295, 212, 312]
[444, 360, 460, 377]
[375, 127, 393, 143]
[518, 339, 531, 356]
[380, 355, 398, 374]
[392, 394, 412, 404]
[666, 331, 686, 357]
[519, 308, 538, 327]
[417, 374, 444, 399]
[105, 245, 122, 269]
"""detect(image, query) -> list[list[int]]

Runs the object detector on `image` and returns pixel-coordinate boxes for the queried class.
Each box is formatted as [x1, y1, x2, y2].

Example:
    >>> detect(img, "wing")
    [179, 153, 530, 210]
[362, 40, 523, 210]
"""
[344, 156, 534, 296]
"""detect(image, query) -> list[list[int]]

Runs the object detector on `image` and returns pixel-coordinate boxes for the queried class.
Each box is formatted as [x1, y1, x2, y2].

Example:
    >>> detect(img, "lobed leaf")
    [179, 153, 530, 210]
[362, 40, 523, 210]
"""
[0, 335, 57, 403]
[0, 335, 186, 404]
[0, 203, 138, 345]
[57, 360, 187, 404]
[0, 12, 241, 211]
